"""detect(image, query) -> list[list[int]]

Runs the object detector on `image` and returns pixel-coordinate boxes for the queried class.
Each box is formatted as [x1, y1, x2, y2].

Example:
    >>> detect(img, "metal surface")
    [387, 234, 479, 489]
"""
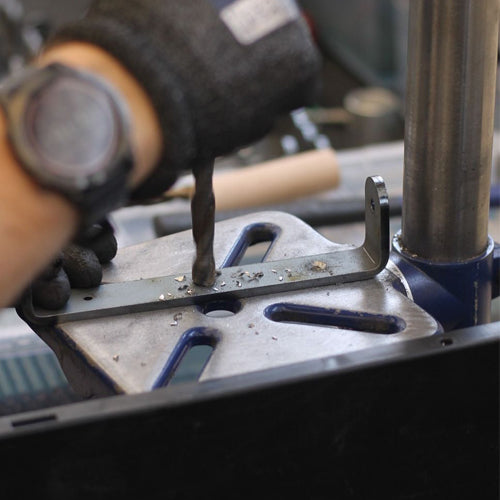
[31, 208, 439, 396]
[27, 176, 389, 324]
[402, 0, 499, 261]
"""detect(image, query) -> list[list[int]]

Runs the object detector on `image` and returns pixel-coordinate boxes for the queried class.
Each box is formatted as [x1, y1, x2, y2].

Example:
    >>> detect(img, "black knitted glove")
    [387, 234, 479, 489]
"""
[31, 220, 117, 310]
[49, 0, 320, 200]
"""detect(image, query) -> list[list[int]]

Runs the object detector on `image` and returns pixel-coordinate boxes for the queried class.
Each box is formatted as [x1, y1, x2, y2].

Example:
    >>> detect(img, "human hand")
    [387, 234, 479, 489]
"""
[31, 219, 117, 310]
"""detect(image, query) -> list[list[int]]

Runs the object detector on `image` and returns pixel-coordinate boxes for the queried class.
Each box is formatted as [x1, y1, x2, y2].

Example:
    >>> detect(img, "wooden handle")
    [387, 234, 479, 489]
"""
[167, 149, 340, 211]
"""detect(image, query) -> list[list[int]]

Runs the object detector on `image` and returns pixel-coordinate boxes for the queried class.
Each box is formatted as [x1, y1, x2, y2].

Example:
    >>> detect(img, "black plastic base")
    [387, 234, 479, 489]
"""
[1, 324, 498, 499]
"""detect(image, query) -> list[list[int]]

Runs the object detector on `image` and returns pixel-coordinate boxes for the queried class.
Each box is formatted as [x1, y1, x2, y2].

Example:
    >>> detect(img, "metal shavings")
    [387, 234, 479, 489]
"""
[220, 281, 226, 287]
[236, 280, 242, 288]
[248, 271, 264, 282]
[231, 269, 243, 278]
[170, 320, 178, 326]
[271, 269, 277, 273]
[272, 336, 278, 341]
[278, 276, 284, 281]
[158, 294, 166, 301]
[186, 288, 194, 295]
[311, 260, 327, 271]
[285, 268, 291, 273]
[213, 287, 219, 291]
[173, 313, 183, 321]
[113, 355, 120, 362]
[178, 284, 188, 291]
[174, 275, 186, 282]
[248, 323, 255, 328]
[167, 293, 173, 298]
[255, 331, 259, 335]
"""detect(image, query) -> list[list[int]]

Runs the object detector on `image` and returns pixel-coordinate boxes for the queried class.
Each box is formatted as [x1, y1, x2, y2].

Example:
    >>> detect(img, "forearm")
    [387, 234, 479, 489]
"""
[0, 42, 162, 307]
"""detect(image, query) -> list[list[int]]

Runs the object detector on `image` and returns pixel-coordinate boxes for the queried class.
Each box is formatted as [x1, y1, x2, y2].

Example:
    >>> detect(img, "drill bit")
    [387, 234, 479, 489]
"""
[191, 159, 216, 287]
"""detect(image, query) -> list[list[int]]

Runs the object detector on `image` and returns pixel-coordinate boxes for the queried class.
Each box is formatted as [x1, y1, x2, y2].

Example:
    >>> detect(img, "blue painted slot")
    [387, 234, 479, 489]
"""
[154, 328, 220, 388]
[222, 223, 281, 267]
[265, 303, 406, 334]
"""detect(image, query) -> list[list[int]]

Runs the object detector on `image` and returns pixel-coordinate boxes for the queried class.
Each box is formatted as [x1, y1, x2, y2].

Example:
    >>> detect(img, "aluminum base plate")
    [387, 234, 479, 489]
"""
[32, 211, 439, 396]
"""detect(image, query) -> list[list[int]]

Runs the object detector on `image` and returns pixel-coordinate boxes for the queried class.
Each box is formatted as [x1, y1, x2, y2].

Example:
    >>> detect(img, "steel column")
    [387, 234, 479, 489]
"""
[401, 0, 499, 261]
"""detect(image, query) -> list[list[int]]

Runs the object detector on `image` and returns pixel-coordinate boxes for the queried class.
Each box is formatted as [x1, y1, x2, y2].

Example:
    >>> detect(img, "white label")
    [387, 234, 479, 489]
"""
[220, 0, 299, 45]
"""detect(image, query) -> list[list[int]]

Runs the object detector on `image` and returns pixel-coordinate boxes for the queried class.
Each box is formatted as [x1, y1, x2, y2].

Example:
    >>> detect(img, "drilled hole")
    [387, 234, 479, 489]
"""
[83, 296, 93, 301]
[200, 299, 242, 318]
[441, 338, 453, 347]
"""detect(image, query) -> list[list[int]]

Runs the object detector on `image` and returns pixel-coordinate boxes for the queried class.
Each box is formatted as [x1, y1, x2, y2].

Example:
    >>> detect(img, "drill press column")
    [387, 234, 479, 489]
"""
[402, 0, 499, 261]
[392, 0, 500, 328]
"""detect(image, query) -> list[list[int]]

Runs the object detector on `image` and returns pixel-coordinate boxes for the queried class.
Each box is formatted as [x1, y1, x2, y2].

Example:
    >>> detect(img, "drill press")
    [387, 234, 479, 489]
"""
[18, 0, 499, 396]
[2, 1, 499, 497]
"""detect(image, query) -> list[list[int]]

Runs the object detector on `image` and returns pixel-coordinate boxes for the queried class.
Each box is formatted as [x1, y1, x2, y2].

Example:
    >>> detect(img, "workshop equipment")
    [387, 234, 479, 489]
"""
[392, 0, 500, 329]
[2, 0, 499, 497]
[15, 0, 500, 394]
[20, 179, 442, 396]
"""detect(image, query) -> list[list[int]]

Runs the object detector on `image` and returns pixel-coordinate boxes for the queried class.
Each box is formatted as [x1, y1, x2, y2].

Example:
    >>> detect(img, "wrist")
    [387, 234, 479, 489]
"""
[0, 109, 78, 305]
[0, 109, 78, 230]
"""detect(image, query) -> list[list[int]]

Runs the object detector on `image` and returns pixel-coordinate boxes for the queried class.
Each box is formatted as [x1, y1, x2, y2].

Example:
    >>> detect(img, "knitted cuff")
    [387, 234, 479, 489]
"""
[50, 0, 320, 199]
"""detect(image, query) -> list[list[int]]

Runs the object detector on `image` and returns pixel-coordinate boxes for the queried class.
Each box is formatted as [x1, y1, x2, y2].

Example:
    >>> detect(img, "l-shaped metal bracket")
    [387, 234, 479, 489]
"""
[21, 176, 389, 325]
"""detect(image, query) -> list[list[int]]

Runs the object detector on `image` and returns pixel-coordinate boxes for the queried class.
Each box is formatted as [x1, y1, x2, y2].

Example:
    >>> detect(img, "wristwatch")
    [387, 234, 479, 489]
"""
[0, 63, 133, 226]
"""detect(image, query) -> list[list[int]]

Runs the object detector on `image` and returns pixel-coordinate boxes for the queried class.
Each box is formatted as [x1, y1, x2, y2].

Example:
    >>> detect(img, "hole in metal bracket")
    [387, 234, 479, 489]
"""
[25, 177, 390, 325]
[199, 298, 242, 317]
[265, 303, 405, 334]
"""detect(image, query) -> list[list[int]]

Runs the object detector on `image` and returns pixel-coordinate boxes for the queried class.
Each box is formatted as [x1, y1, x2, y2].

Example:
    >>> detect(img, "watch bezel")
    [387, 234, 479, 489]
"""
[0, 63, 132, 197]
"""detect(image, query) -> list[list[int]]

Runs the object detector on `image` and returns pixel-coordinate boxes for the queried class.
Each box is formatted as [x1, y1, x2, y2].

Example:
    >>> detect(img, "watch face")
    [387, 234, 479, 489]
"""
[25, 75, 119, 183]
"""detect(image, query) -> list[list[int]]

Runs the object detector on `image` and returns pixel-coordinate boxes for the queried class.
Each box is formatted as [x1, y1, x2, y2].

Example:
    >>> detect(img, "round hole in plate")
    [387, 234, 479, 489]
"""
[83, 296, 94, 301]
[200, 298, 242, 318]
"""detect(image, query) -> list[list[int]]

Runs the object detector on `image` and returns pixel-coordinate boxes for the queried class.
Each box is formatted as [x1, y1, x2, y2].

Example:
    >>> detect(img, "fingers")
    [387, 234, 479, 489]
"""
[75, 220, 117, 264]
[63, 244, 102, 289]
[30, 220, 117, 310]
[31, 264, 71, 310]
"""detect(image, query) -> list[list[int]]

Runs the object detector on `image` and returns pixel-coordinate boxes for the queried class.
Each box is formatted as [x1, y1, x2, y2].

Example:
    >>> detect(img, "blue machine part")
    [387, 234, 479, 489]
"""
[391, 234, 498, 331]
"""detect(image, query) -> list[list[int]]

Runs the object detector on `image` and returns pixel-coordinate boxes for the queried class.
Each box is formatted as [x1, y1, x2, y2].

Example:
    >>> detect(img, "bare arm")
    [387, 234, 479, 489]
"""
[0, 42, 162, 307]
